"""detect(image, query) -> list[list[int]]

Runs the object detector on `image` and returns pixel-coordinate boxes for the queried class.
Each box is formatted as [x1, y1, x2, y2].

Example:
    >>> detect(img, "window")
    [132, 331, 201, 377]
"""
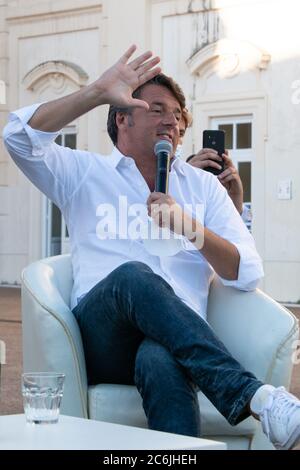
[216, 118, 252, 153]
[218, 124, 233, 149]
[237, 123, 252, 149]
[55, 133, 77, 150]
[211, 116, 253, 230]
[46, 128, 76, 256]
[238, 161, 251, 202]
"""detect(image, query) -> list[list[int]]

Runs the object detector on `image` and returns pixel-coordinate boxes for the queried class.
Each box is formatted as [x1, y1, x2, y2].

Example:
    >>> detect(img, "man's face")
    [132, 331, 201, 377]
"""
[178, 118, 187, 146]
[122, 84, 182, 155]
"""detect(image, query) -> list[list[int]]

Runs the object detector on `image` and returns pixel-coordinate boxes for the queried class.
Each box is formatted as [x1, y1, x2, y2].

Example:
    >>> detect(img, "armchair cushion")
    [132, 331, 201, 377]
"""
[88, 384, 257, 436]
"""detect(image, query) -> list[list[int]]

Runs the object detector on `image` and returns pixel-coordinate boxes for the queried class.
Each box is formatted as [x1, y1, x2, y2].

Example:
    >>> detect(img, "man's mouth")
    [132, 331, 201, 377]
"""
[157, 133, 173, 144]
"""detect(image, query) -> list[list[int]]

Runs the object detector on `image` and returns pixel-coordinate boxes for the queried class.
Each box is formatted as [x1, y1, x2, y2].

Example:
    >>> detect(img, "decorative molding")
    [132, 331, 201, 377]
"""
[23, 61, 89, 91]
[187, 39, 271, 78]
[6, 4, 102, 25]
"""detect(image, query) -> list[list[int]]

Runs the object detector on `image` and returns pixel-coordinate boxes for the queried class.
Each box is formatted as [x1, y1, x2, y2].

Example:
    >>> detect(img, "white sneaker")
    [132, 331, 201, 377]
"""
[250, 385, 300, 450]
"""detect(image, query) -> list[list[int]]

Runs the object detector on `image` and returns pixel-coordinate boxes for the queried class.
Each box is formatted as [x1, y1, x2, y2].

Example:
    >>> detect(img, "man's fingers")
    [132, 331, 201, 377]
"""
[136, 57, 161, 77]
[219, 167, 236, 179]
[222, 153, 234, 166]
[190, 159, 222, 170]
[120, 45, 137, 64]
[128, 50, 154, 69]
[201, 148, 218, 155]
[139, 65, 162, 85]
[219, 168, 233, 178]
[147, 192, 165, 204]
[198, 149, 222, 161]
[205, 160, 222, 170]
[129, 98, 150, 110]
[219, 174, 236, 184]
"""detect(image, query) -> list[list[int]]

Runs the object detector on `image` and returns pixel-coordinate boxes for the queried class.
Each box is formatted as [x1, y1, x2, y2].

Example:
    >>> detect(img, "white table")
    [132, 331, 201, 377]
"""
[0, 414, 226, 450]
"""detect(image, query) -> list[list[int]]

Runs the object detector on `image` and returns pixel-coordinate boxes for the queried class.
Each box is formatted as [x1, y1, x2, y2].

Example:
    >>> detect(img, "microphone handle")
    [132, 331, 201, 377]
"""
[155, 152, 170, 193]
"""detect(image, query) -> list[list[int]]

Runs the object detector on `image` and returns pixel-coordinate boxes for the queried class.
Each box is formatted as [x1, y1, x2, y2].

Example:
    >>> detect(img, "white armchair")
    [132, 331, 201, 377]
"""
[21, 254, 299, 450]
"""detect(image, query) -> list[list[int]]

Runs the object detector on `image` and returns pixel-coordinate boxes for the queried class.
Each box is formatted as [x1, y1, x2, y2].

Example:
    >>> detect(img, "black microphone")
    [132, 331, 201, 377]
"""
[154, 140, 173, 193]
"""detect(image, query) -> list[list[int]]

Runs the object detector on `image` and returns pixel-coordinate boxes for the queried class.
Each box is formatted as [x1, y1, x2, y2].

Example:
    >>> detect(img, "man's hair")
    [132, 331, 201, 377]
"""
[182, 108, 193, 130]
[107, 74, 186, 145]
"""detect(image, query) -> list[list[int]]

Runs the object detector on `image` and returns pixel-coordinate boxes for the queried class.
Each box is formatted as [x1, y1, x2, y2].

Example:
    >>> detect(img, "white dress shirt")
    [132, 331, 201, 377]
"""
[3, 104, 264, 318]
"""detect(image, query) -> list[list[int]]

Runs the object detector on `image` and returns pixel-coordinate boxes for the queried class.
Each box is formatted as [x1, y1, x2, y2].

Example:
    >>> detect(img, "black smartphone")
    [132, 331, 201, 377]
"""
[202, 130, 225, 175]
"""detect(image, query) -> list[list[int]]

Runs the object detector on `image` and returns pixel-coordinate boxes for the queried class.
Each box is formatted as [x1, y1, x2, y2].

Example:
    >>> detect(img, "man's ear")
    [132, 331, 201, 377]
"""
[116, 112, 132, 131]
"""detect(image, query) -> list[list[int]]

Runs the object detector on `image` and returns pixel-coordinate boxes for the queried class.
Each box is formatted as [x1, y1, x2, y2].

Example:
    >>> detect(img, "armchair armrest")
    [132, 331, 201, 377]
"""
[207, 277, 299, 387]
[21, 256, 88, 418]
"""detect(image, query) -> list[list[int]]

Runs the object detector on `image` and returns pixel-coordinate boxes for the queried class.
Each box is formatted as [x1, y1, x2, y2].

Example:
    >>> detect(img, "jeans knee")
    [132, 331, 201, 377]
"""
[112, 261, 153, 284]
[135, 339, 179, 386]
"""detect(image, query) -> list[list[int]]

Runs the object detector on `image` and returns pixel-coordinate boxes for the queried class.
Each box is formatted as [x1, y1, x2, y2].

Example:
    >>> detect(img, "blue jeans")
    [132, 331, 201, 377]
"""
[72, 261, 263, 437]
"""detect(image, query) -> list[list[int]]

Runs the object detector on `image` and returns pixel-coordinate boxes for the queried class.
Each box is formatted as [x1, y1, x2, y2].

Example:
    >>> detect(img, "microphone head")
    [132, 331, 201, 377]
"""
[154, 140, 173, 157]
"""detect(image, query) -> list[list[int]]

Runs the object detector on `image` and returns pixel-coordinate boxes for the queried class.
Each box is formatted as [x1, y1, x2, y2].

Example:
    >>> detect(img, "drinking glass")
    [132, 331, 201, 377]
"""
[22, 372, 65, 424]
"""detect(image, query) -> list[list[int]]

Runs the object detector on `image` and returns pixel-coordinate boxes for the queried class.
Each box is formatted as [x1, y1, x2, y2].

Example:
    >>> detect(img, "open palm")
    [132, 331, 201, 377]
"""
[96, 45, 161, 109]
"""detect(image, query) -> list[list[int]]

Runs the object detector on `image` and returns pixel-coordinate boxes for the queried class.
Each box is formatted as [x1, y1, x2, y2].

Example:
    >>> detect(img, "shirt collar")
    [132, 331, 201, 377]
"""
[171, 154, 186, 176]
[108, 146, 186, 176]
[108, 146, 132, 169]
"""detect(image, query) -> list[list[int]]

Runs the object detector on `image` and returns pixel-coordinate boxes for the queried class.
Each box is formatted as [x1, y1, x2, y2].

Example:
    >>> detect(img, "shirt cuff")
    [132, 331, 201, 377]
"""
[9, 103, 60, 157]
[220, 242, 264, 291]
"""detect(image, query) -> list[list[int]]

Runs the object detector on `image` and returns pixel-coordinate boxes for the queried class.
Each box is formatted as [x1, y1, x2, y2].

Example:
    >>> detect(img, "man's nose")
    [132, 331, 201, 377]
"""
[162, 111, 178, 126]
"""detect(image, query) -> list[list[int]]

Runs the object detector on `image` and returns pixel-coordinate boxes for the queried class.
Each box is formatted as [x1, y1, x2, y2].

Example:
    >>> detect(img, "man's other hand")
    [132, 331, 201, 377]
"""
[217, 152, 243, 214]
[187, 148, 223, 172]
[188, 149, 244, 214]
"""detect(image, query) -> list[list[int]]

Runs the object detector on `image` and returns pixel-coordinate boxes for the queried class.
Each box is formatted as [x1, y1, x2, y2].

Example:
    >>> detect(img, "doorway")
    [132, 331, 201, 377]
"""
[211, 116, 253, 230]
[44, 128, 76, 256]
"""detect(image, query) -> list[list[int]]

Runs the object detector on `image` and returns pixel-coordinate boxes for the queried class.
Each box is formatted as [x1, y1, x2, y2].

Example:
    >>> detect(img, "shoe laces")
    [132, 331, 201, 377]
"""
[261, 387, 300, 438]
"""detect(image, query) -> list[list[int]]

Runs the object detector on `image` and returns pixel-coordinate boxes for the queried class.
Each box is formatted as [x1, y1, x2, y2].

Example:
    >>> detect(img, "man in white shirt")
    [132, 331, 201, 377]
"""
[3, 46, 300, 449]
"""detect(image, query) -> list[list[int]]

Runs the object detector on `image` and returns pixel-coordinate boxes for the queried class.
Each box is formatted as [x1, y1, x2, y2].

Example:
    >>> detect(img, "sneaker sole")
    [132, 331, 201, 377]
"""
[275, 424, 300, 450]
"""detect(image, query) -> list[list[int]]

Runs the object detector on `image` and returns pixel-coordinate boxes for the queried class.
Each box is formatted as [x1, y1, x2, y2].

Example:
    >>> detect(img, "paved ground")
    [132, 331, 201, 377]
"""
[0, 286, 299, 449]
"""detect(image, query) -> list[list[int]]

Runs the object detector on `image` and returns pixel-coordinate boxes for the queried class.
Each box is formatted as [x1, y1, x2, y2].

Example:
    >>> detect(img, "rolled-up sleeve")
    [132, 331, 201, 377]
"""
[3, 104, 91, 209]
[204, 175, 264, 291]
[221, 241, 264, 291]
[3, 103, 59, 158]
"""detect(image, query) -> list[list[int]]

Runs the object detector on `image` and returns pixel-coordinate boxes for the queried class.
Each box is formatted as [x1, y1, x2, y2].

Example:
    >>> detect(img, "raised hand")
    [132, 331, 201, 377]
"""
[94, 45, 161, 109]
[217, 152, 244, 214]
[27, 46, 161, 133]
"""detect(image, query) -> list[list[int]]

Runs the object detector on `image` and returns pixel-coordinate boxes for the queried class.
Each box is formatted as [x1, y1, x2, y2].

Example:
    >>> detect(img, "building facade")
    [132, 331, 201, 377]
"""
[0, 0, 300, 302]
